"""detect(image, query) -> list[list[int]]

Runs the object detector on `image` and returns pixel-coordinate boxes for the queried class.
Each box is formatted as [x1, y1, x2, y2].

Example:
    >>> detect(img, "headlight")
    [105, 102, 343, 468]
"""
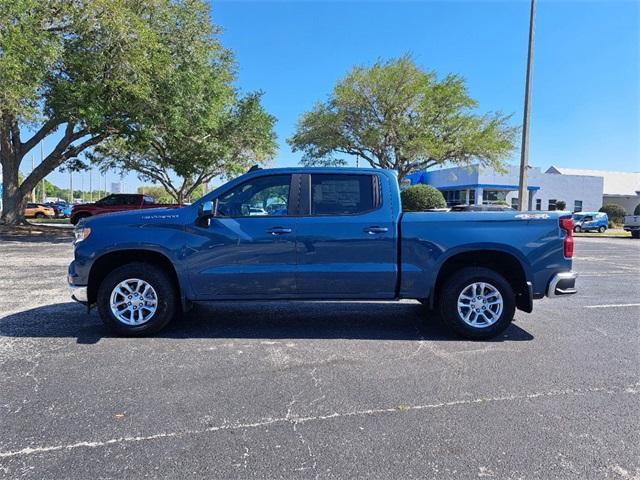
[74, 226, 91, 244]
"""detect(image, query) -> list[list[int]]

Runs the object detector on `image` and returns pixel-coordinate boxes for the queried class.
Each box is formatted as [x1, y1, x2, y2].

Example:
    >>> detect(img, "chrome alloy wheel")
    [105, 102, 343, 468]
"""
[109, 278, 158, 326]
[457, 282, 503, 328]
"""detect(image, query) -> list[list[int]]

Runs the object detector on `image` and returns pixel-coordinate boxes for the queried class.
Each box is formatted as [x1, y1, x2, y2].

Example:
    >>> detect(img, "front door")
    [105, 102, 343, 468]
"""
[187, 174, 297, 299]
[294, 173, 398, 298]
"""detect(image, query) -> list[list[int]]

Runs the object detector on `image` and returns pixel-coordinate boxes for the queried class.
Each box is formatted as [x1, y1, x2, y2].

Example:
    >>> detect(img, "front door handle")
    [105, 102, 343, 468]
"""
[267, 227, 292, 235]
[364, 226, 388, 234]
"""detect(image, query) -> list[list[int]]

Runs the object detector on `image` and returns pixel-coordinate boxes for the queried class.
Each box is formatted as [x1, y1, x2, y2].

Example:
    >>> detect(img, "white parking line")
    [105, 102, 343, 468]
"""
[584, 303, 640, 309]
[579, 273, 639, 277]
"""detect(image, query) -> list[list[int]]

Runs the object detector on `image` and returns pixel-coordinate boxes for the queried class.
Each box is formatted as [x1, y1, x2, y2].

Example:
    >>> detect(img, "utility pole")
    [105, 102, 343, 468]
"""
[69, 170, 73, 204]
[40, 141, 45, 202]
[31, 155, 35, 202]
[89, 169, 92, 202]
[518, 0, 536, 211]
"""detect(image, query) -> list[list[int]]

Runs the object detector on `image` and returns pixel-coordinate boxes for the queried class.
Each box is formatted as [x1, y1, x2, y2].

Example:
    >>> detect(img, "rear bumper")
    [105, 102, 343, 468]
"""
[546, 271, 577, 297]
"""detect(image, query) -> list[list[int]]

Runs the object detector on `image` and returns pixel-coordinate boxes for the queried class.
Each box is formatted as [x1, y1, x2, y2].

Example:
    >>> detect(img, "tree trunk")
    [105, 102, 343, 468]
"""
[0, 135, 29, 225]
[1, 119, 106, 225]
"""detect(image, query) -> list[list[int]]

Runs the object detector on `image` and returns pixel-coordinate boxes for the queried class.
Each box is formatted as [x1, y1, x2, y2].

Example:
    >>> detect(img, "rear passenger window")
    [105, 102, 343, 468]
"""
[311, 174, 376, 215]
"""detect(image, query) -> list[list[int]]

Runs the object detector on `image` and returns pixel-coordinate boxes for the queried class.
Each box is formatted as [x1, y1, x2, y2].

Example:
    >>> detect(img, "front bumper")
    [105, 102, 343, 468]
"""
[68, 277, 88, 304]
[547, 271, 577, 297]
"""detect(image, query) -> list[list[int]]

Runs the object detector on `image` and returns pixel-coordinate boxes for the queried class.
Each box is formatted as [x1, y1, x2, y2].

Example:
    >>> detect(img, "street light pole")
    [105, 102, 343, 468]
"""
[518, 0, 537, 211]
[40, 141, 45, 203]
[31, 155, 35, 202]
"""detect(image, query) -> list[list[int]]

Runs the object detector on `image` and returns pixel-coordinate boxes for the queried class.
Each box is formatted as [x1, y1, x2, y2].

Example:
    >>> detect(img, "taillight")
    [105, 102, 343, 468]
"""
[560, 217, 574, 258]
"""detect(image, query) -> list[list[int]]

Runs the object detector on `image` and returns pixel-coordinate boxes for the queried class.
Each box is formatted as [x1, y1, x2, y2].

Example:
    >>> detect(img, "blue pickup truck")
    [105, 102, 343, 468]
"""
[68, 168, 577, 339]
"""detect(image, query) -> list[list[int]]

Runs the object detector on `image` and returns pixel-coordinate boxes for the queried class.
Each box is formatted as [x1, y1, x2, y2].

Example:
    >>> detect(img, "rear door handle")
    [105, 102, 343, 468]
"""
[267, 227, 292, 235]
[364, 226, 388, 234]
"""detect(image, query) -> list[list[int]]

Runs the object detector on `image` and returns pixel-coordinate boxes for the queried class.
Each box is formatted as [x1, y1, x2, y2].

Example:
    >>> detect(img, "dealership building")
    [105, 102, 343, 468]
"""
[407, 164, 640, 213]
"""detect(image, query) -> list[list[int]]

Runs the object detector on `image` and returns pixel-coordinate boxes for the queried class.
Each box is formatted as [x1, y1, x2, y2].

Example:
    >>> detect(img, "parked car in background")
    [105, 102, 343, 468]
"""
[623, 215, 640, 238]
[70, 194, 181, 225]
[248, 207, 268, 216]
[68, 167, 577, 340]
[46, 202, 72, 219]
[24, 203, 55, 219]
[572, 212, 608, 233]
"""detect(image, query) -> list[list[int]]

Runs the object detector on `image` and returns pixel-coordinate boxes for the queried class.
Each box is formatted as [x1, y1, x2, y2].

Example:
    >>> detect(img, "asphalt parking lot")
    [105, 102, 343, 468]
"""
[0, 235, 638, 479]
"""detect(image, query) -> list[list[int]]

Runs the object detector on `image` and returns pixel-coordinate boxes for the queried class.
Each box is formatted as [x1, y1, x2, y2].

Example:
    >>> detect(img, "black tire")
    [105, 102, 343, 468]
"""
[598, 226, 606, 233]
[97, 262, 177, 336]
[632, 231, 640, 239]
[438, 267, 516, 340]
[35, 212, 45, 219]
[574, 225, 582, 233]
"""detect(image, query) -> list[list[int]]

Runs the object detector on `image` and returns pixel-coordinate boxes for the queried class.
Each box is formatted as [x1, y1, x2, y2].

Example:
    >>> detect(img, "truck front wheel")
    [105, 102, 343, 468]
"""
[97, 262, 177, 336]
[439, 267, 516, 340]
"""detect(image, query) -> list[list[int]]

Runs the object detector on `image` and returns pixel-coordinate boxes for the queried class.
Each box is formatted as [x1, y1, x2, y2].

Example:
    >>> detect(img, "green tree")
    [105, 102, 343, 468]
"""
[289, 56, 517, 182]
[92, 93, 277, 204]
[88, 0, 276, 204]
[400, 185, 446, 211]
[599, 204, 626, 224]
[0, 0, 208, 224]
[137, 184, 205, 204]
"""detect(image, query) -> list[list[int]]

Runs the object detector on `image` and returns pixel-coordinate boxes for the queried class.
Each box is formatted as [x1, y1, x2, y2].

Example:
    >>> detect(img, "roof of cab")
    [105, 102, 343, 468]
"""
[246, 166, 392, 174]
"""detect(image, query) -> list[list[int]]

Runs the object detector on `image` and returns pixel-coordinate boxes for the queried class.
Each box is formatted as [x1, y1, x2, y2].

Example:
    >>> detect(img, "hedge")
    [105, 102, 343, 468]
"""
[400, 185, 447, 211]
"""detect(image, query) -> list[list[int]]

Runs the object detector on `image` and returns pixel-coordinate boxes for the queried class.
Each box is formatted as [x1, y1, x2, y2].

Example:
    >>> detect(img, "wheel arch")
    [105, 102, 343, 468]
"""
[71, 211, 91, 225]
[431, 248, 532, 313]
[87, 249, 185, 309]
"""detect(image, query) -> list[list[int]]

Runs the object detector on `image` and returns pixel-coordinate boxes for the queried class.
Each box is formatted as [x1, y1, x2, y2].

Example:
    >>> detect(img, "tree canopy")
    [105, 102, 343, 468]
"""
[1, 0, 271, 222]
[91, 91, 277, 204]
[0, 0, 169, 222]
[87, 1, 277, 204]
[288, 56, 518, 181]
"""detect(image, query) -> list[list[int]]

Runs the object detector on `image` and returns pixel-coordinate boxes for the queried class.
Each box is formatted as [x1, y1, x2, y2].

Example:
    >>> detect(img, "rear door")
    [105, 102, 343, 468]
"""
[294, 173, 397, 298]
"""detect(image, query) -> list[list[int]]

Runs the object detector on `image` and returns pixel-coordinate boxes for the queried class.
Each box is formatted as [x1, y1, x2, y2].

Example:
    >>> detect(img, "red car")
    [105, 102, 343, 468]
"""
[70, 194, 180, 225]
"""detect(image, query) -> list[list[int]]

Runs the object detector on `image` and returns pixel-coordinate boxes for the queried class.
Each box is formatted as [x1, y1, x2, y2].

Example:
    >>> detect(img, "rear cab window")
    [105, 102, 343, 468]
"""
[310, 174, 379, 215]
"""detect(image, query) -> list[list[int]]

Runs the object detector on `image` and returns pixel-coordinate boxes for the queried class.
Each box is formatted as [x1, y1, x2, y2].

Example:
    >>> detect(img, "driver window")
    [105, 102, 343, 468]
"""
[216, 175, 291, 217]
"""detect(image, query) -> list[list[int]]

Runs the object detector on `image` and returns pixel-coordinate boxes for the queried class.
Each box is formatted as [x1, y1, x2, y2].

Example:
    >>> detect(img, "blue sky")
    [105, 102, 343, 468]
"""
[35, 0, 639, 191]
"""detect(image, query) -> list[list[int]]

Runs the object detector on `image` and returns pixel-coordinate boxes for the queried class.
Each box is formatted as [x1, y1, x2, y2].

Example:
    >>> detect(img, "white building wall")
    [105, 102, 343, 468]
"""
[479, 165, 603, 211]
[423, 164, 604, 211]
[603, 194, 640, 214]
[504, 174, 603, 211]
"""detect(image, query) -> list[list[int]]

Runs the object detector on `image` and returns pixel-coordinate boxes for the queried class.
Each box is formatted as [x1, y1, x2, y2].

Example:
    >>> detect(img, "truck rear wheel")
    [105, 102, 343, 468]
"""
[97, 262, 177, 336]
[439, 267, 515, 340]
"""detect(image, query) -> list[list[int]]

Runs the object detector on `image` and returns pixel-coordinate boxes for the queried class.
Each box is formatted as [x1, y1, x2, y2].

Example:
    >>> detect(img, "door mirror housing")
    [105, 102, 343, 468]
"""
[199, 200, 215, 219]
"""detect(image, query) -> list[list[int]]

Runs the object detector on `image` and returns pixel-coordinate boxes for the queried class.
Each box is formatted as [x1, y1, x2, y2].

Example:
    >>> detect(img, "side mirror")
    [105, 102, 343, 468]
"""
[199, 200, 215, 219]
